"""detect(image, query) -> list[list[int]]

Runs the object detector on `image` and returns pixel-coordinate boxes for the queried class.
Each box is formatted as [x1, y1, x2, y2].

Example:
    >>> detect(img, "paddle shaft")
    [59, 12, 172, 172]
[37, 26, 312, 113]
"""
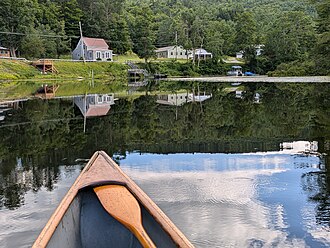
[94, 185, 156, 248]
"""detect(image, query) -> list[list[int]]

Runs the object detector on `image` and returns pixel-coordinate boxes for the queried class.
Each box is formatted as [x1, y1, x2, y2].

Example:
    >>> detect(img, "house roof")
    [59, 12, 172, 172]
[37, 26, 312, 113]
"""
[155, 46, 185, 52]
[155, 46, 175, 52]
[194, 48, 212, 55]
[82, 37, 109, 50]
[85, 104, 111, 117]
[0, 46, 8, 50]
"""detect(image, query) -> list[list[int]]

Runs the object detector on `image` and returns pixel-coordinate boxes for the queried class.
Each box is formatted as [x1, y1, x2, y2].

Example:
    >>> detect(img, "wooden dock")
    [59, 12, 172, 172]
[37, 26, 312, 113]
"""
[34, 84, 59, 99]
[166, 76, 330, 83]
[32, 59, 58, 74]
[128, 69, 149, 78]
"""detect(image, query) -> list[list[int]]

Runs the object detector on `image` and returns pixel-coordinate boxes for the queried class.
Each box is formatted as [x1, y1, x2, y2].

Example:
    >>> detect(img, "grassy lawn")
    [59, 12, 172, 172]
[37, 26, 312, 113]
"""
[0, 79, 129, 100]
[0, 59, 128, 80]
[0, 60, 40, 79]
[114, 52, 144, 63]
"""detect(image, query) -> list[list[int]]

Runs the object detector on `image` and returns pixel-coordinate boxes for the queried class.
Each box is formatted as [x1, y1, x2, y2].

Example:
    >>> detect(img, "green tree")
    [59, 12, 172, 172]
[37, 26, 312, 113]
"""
[204, 20, 236, 59]
[264, 11, 316, 67]
[54, 21, 71, 58]
[20, 28, 45, 59]
[128, 5, 156, 63]
[0, 0, 39, 57]
[234, 12, 257, 65]
[60, 0, 82, 48]
[313, 0, 330, 75]
[77, 0, 131, 54]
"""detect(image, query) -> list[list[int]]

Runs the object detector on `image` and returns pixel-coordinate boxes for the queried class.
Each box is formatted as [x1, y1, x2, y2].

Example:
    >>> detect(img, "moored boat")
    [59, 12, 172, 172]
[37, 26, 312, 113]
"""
[33, 151, 193, 248]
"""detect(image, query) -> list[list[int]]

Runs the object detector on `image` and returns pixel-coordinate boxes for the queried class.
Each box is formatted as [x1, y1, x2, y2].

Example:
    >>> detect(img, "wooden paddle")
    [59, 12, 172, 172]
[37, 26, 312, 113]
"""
[94, 185, 156, 248]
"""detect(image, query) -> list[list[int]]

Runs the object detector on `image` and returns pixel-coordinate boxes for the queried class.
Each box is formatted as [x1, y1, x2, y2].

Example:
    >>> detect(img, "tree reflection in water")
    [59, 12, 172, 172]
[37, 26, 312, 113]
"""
[301, 157, 330, 227]
[0, 83, 329, 228]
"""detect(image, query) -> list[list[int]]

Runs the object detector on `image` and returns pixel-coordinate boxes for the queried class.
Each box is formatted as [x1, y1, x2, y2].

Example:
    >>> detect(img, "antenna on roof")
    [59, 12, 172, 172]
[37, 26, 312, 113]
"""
[79, 21, 85, 63]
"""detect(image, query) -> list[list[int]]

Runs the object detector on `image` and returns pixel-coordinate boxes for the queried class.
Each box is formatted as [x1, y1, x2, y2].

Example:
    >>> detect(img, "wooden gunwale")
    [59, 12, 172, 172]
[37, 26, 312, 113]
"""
[33, 151, 193, 248]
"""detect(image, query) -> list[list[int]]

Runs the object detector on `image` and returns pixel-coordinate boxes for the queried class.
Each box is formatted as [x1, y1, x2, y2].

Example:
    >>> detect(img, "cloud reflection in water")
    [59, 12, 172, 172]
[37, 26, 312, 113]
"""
[121, 152, 324, 247]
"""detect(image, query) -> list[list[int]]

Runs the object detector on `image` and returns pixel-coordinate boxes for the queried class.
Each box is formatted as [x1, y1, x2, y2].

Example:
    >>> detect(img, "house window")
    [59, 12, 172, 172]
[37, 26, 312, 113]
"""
[97, 95, 103, 103]
[106, 52, 109, 58]
[180, 52, 183, 55]
[171, 52, 173, 55]
[102, 53, 105, 59]
[96, 52, 101, 59]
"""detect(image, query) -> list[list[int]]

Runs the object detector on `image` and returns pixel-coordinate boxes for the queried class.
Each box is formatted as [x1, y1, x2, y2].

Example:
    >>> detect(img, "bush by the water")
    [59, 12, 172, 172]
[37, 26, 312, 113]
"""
[141, 59, 227, 77]
[267, 60, 317, 76]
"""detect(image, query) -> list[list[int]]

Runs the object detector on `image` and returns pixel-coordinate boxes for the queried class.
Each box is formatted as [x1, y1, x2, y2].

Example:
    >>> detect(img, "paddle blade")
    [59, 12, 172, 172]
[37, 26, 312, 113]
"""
[94, 185, 156, 248]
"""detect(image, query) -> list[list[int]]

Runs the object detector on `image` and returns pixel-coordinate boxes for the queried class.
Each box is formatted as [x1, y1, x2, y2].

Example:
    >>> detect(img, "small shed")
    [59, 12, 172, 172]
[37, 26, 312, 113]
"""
[0, 46, 10, 57]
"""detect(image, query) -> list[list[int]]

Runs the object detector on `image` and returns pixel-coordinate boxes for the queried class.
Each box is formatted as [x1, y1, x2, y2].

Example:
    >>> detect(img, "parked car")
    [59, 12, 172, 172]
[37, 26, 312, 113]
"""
[244, 71, 256, 76]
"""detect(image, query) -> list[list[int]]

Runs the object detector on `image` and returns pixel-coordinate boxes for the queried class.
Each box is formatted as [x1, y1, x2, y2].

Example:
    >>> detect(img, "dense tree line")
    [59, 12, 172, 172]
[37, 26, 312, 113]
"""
[0, 0, 328, 74]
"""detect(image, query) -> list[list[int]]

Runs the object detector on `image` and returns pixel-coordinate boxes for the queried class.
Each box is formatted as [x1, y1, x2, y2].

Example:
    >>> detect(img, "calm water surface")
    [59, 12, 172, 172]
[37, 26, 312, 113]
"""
[0, 82, 329, 247]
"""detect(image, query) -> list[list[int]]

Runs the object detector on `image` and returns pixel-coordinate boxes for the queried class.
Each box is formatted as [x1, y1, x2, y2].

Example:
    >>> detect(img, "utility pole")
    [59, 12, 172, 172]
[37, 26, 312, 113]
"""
[197, 37, 204, 68]
[175, 31, 178, 60]
[79, 21, 85, 63]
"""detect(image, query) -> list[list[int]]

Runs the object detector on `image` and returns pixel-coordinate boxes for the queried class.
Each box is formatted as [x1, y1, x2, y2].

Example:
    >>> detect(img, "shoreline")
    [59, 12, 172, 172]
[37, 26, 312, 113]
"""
[166, 76, 330, 83]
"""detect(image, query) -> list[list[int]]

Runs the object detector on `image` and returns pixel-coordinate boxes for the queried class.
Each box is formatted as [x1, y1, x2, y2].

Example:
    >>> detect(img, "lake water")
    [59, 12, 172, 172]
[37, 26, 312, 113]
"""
[0, 81, 329, 247]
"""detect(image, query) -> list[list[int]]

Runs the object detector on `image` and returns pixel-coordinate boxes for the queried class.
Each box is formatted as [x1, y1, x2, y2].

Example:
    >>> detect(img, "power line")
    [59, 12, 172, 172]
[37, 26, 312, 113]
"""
[0, 31, 179, 47]
[0, 31, 78, 39]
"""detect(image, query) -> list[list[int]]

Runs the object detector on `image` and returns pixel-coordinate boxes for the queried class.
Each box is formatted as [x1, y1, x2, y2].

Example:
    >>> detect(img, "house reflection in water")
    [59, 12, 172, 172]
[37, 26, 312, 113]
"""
[74, 94, 115, 117]
[156, 92, 212, 106]
[280, 141, 319, 155]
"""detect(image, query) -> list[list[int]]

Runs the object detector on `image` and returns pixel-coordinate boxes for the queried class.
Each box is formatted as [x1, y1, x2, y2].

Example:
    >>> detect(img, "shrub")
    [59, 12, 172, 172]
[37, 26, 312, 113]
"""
[267, 60, 317, 76]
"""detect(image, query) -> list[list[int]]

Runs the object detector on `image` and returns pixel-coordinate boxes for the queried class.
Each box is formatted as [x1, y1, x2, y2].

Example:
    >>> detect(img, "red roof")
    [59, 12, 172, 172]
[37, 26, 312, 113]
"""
[85, 105, 111, 117]
[82, 37, 109, 50]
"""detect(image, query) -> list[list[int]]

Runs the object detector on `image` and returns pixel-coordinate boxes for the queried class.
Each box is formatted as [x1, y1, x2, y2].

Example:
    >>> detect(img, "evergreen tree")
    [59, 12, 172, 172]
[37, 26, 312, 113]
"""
[0, 0, 39, 57]
[128, 5, 156, 62]
[264, 11, 316, 67]
[234, 12, 257, 65]
[20, 28, 45, 59]
[314, 0, 330, 75]
[60, 0, 82, 48]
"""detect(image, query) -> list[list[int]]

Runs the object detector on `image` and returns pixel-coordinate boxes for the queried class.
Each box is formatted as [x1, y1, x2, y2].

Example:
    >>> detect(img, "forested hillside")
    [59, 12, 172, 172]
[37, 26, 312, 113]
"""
[0, 0, 329, 75]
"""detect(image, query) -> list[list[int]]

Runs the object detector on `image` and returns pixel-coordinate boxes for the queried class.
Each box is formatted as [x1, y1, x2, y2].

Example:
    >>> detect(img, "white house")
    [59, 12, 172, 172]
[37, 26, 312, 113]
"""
[236, 51, 244, 59]
[280, 141, 318, 154]
[189, 48, 213, 60]
[157, 93, 189, 106]
[255, 44, 264, 56]
[156, 92, 212, 106]
[235, 45, 264, 59]
[74, 94, 115, 117]
[72, 37, 113, 61]
[155, 46, 189, 59]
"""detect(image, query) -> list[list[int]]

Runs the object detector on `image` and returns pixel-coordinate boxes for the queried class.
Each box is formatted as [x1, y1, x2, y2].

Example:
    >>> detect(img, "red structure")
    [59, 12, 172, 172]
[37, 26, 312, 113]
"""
[0, 46, 10, 57]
